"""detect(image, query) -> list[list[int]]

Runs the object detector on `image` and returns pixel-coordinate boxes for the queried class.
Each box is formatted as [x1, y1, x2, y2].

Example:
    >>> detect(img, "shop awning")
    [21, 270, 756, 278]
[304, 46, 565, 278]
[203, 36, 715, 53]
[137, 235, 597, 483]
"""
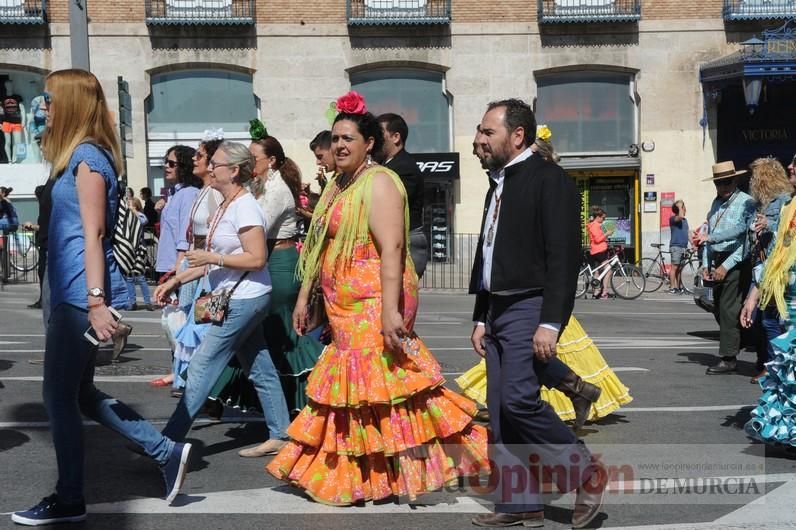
[700, 20, 796, 85]
[700, 50, 796, 84]
[559, 155, 640, 171]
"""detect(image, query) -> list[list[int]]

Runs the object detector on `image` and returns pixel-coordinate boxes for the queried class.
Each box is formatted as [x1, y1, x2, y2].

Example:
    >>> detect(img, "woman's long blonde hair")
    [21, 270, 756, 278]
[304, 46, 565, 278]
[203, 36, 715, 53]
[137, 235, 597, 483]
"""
[749, 157, 792, 206]
[41, 69, 123, 179]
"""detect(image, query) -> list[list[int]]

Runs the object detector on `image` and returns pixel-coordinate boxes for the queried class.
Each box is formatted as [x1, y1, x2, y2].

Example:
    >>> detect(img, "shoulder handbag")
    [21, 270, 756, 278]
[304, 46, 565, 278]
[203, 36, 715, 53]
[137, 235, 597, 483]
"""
[79, 142, 142, 276]
[304, 279, 327, 331]
[194, 270, 249, 325]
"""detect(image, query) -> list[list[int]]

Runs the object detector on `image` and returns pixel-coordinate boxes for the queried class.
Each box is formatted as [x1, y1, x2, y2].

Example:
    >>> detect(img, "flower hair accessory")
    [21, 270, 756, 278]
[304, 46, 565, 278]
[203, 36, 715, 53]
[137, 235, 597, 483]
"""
[336, 91, 367, 115]
[249, 119, 268, 141]
[202, 128, 225, 142]
[325, 102, 338, 127]
[536, 124, 552, 142]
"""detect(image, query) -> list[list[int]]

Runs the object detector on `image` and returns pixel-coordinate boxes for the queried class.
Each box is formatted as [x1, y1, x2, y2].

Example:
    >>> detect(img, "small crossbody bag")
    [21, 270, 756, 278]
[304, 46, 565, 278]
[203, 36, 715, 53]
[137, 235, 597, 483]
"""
[194, 270, 248, 325]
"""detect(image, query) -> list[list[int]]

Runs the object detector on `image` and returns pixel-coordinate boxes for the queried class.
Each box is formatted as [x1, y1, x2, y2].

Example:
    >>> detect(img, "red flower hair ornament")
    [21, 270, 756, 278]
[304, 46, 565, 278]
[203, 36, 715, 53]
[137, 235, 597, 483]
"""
[335, 91, 368, 115]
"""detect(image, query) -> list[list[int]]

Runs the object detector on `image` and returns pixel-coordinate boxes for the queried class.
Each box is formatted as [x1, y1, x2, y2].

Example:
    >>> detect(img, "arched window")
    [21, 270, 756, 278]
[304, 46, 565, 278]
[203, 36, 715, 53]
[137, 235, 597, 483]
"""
[145, 68, 257, 186]
[351, 69, 451, 153]
[535, 71, 637, 154]
[147, 69, 255, 135]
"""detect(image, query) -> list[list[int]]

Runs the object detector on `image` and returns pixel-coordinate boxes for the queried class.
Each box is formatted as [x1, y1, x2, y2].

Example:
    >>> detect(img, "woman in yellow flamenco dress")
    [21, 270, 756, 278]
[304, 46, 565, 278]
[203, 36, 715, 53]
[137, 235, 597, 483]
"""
[266, 94, 490, 506]
[456, 315, 632, 424]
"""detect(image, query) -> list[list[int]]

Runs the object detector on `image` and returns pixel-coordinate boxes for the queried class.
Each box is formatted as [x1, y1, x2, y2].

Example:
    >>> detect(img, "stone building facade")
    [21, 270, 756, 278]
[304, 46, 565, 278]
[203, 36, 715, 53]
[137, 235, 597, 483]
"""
[1, 0, 794, 270]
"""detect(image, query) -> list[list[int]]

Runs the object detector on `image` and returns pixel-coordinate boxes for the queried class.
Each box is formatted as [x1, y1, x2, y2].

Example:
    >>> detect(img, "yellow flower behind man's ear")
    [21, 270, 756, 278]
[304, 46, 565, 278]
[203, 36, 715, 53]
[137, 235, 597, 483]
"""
[536, 124, 552, 141]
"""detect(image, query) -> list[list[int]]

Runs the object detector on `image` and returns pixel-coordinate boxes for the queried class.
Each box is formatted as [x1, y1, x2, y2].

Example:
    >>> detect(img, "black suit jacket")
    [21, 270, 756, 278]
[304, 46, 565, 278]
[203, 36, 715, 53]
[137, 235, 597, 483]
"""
[384, 149, 424, 230]
[469, 154, 580, 329]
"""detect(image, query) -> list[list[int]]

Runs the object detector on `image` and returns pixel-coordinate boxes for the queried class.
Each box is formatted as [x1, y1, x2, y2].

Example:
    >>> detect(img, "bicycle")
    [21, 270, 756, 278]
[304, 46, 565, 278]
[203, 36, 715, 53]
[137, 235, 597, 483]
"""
[636, 243, 699, 294]
[575, 246, 645, 300]
[0, 230, 39, 277]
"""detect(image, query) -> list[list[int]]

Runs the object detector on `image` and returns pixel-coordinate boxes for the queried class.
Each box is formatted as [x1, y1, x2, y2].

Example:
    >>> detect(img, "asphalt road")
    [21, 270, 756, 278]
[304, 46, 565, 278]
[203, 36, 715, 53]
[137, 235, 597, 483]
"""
[1, 281, 795, 529]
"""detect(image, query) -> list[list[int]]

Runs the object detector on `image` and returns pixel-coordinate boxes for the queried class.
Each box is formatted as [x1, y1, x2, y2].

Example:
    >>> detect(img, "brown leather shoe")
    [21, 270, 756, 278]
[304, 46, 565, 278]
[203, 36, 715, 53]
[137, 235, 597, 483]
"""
[238, 438, 288, 458]
[471, 510, 544, 527]
[111, 323, 133, 362]
[555, 371, 601, 432]
[572, 461, 608, 529]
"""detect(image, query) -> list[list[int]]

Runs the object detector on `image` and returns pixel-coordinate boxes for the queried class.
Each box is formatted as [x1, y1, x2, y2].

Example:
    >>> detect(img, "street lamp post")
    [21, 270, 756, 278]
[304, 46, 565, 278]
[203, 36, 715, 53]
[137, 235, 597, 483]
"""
[69, 0, 90, 70]
[740, 37, 765, 114]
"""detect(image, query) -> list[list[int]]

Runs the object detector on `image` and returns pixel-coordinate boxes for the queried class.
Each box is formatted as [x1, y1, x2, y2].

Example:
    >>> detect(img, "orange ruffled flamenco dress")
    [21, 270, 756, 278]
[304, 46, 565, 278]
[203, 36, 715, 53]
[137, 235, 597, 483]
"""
[266, 166, 490, 505]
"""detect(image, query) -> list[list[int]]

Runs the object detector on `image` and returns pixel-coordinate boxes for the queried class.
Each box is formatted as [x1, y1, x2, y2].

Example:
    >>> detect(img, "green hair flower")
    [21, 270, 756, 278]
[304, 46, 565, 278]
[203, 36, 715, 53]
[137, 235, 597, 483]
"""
[325, 102, 338, 128]
[249, 119, 268, 140]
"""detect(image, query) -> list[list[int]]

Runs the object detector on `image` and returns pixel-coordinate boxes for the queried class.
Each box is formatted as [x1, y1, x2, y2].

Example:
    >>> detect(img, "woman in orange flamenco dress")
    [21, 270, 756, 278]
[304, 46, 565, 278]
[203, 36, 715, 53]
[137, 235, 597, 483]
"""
[266, 92, 490, 505]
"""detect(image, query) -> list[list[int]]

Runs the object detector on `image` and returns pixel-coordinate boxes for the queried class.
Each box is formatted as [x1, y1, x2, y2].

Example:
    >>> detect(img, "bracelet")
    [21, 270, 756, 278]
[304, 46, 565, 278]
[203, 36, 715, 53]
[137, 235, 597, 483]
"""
[218, 255, 224, 268]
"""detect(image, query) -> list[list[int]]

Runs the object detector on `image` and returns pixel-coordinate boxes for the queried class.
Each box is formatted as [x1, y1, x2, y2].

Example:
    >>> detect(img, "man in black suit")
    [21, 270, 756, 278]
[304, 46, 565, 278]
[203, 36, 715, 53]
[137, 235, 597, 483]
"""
[377, 113, 428, 278]
[469, 99, 607, 529]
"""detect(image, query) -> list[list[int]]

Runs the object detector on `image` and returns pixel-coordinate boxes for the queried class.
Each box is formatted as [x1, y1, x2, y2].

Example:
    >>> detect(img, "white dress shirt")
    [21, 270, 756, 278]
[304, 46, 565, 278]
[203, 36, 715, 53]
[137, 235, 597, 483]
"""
[477, 148, 559, 332]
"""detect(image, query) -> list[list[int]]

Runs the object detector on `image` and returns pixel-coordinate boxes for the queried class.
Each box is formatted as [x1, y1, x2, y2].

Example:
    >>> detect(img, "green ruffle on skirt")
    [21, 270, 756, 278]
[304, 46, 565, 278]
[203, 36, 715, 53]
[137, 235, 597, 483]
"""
[208, 246, 323, 414]
[208, 357, 261, 412]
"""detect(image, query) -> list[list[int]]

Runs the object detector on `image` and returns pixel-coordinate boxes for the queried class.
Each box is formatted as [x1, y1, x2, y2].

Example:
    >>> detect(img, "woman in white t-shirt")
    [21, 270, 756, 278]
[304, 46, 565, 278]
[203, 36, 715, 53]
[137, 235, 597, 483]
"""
[153, 141, 290, 456]
[217, 134, 325, 457]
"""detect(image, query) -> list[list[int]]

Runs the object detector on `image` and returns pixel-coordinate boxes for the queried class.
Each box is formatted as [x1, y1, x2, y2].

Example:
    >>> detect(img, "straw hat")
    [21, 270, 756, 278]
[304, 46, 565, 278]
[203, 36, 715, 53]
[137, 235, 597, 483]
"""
[702, 161, 747, 181]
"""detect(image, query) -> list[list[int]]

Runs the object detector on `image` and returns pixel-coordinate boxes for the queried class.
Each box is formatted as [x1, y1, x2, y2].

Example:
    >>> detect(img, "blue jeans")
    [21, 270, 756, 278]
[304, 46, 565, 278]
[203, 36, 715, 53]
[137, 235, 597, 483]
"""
[757, 306, 784, 370]
[43, 303, 174, 504]
[162, 293, 290, 441]
[124, 273, 151, 307]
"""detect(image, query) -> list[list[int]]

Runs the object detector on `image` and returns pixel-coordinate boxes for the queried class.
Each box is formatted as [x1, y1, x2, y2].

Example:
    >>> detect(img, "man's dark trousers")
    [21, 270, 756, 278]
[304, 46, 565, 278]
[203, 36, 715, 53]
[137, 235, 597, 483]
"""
[712, 264, 750, 358]
[485, 293, 593, 513]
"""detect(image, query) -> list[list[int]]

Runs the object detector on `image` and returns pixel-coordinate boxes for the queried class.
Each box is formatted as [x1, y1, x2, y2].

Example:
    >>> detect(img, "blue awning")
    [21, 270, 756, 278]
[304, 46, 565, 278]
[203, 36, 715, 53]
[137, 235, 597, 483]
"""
[701, 19, 796, 85]
[700, 50, 796, 84]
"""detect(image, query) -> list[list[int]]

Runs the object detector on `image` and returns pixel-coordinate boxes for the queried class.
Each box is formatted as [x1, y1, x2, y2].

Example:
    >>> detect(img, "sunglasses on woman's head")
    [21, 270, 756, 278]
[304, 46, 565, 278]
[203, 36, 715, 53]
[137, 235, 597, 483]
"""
[164, 160, 178, 169]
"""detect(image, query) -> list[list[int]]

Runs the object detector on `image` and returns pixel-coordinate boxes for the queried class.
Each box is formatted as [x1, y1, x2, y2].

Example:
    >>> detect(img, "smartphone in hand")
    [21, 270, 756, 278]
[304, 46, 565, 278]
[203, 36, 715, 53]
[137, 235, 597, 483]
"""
[83, 306, 123, 345]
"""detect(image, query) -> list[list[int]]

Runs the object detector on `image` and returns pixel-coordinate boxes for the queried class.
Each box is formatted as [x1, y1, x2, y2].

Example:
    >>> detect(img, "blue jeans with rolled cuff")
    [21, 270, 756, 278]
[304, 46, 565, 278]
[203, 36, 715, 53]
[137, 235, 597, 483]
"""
[43, 303, 175, 504]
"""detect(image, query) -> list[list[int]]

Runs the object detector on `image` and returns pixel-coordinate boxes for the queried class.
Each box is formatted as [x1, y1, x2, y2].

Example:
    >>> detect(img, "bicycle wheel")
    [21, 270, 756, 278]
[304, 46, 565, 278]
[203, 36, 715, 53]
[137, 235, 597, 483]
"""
[575, 268, 589, 298]
[611, 263, 645, 300]
[9, 232, 39, 272]
[680, 257, 700, 294]
[637, 258, 665, 292]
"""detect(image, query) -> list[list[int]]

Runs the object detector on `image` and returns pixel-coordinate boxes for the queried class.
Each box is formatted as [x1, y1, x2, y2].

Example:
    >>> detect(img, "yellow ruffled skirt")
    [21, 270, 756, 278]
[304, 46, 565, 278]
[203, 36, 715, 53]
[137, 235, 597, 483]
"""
[455, 316, 632, 422]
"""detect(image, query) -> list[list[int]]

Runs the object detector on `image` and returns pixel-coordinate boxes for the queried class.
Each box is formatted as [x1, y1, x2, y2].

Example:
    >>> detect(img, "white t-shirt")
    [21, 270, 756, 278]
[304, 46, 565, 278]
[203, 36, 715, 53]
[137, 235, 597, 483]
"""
[206, 193, 272, 299]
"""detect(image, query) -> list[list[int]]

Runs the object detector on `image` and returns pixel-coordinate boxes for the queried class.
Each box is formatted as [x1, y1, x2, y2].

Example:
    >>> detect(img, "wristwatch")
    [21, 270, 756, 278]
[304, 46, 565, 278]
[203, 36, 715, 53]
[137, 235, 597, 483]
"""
[87, 287, 105, 298]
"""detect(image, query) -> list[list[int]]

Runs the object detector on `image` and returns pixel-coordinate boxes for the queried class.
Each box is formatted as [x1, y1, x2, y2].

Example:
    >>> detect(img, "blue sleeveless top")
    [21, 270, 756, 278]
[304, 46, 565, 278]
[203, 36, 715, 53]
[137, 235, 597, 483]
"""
[48, 144, 128, 310]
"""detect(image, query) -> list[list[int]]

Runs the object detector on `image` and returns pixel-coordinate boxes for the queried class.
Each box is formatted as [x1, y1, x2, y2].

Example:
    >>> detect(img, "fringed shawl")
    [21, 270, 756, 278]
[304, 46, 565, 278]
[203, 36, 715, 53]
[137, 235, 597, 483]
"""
[759, 197, 796, 317]
[296, 165, 410, 290]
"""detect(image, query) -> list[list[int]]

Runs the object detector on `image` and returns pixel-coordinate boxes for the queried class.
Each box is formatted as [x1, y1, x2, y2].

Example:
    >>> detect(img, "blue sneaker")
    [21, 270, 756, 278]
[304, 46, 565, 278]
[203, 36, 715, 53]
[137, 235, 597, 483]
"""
[161, 442, 192, 503]
[11, 494, 86, 526]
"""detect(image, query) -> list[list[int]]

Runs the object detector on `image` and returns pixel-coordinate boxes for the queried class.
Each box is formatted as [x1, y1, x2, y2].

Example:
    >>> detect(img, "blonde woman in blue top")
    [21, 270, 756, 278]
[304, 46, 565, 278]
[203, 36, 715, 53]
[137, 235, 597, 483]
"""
[11, 70, 191, 527]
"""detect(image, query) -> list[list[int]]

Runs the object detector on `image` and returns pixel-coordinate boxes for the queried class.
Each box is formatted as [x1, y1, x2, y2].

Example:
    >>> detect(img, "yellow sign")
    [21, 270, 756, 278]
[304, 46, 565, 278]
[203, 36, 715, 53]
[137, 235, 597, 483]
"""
[766, 40, 796, 54]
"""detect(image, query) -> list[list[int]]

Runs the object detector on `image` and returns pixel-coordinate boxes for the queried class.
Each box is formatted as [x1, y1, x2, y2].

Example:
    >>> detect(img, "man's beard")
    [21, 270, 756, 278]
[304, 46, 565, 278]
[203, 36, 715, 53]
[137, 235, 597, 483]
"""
[484, 145, 510, 172]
